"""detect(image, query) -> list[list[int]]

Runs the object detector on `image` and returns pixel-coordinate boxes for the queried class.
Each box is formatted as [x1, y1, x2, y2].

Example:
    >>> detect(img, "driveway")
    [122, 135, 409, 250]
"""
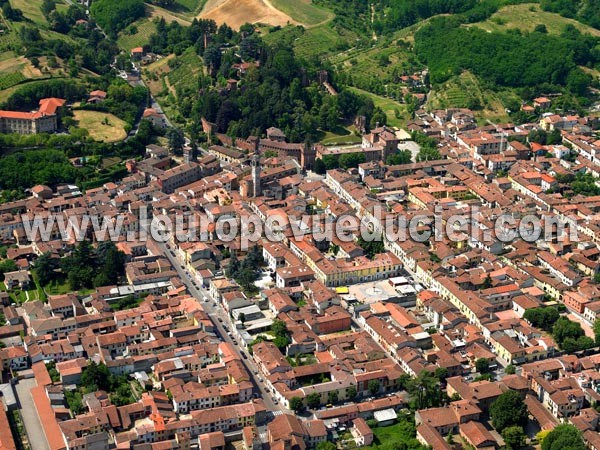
[14, 377, 49, 450]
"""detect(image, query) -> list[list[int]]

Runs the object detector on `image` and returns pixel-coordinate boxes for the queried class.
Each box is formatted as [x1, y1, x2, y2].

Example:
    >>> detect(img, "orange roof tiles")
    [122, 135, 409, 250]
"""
[31, 386, 67, 450]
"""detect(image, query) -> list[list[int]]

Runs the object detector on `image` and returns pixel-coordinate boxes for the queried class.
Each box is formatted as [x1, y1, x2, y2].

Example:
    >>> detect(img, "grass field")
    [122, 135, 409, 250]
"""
[174, 0, 205, 14]
[320, 125, 361, 145]
[10, 0, 48, 25]
[148, 4, 191, 25]
[468, 3, 600, 36]
[117, 3, 194, 51]
[101, 156, 122, 169]
[348, 86, 408, 129]
[363, 417, 422, 450]
[73, 111, 128, 142]
[269, 0, 333, 27]
[118, 18, 158, 51]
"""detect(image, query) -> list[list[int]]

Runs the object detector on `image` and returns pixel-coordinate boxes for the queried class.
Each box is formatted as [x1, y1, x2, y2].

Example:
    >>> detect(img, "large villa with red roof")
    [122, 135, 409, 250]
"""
[0, 97, 65, 134]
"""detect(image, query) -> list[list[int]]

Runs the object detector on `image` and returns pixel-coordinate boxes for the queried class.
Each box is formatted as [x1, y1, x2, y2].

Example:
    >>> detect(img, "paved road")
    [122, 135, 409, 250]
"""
[151, 237, 286, 414]
[14, 378, 49, 450]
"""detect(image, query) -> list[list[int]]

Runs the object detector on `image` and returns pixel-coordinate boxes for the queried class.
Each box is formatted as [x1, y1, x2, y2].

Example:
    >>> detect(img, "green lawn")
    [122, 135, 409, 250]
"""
[347, 86, 408, 128]
[269, 0, 334, 27]
[320, 125, 361, 145]
[44, 278, 71, 296]
[365, 417, 428, 450]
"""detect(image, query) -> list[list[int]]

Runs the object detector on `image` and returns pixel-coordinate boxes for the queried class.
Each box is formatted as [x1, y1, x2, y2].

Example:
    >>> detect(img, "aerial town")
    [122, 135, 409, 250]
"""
[0, 101, 598, 450]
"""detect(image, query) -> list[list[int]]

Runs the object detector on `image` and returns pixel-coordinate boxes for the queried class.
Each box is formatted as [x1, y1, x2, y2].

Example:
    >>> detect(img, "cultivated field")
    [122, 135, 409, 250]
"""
[73, 111, 128, 143]
[427, 71, 518, 124]
[199, 0, 296, 29]
[117, 18, 158, 51]
[468, 3, 600, 36]
[148, 4, 191, 25]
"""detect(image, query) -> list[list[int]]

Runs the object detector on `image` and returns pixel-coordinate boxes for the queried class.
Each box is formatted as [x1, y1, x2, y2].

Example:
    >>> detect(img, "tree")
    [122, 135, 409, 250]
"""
[408, 370, 443, 410]
[226, 253, 239, 278]
[541, 424, 586, 450]
[306, 392, 321, 409]
[167, 127, 185, 155]
[0, 259, 17, 279]
[594, 318, 600, 346]
[339, 152, 366, 169]
[328, 391, 339, 404]
[503, 426, 526, 450]
[81, 361, 111, 392]
[271, 319, 289, 338]
[239, 313, 246, 325]
[524, 307, 559, 332]
[416, 145, 441, 162]
[475, 358, 490, 374]
[368, 379, 380, 395]
[386, 150, 412, 165]
[482, 273, 492, 289]
[203, 43, 222, 75]
[34, 252, 59, 286]
[553, 316, 585, 349]
[534, 24, 548, 33]
[347, 386, 358, 401]
[435, 367, 448, 382]
[41, 0, 57, 17]
[314, 158, 326, 175]
[490, 391, 528, 432]
[289, 396, 304, 413]
[505, 364, 516, 375]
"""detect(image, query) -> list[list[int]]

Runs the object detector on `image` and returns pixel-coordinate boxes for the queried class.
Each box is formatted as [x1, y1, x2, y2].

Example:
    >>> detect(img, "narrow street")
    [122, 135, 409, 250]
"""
[14, 377, 49, 450]
[149, 237, 287, 414]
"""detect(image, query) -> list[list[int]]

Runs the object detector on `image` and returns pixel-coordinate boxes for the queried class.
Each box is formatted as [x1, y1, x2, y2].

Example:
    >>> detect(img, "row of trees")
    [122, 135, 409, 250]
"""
[313, 152, 367, 174]
[0, 149, 79, 192]
[524, 307, 594, 352]
[1, 79, 86, 111]
[35, 241, 126, 290]
[66, 362, 135, 413]
[490, 389, 586, 450]
[225, 245, 264, 296]
[248, 319, 291, 353]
